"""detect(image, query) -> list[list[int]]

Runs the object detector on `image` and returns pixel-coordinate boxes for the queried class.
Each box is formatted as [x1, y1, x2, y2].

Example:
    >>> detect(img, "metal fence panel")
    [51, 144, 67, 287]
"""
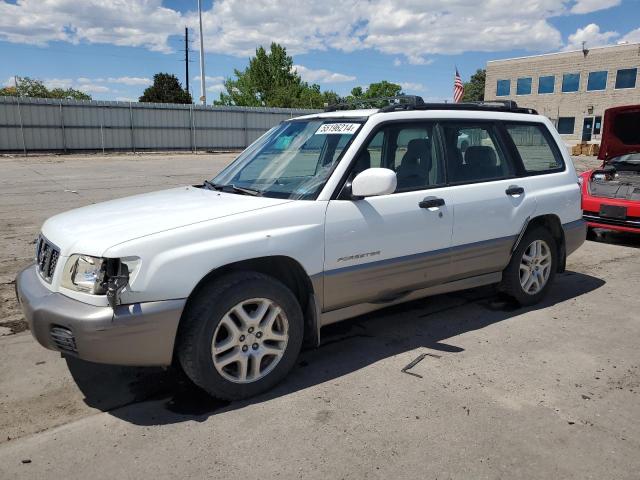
[0, 97, 319, 153]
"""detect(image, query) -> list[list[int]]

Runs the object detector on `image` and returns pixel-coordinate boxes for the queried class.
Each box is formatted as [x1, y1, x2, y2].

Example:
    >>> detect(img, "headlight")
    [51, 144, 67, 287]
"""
[61, 255, 140, 297]
[62, 255, 107, 294]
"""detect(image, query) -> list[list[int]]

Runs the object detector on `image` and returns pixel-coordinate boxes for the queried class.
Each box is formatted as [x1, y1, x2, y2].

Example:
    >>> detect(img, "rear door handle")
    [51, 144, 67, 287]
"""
[505, 185, 524, 196]
[419, 196, 445, 209]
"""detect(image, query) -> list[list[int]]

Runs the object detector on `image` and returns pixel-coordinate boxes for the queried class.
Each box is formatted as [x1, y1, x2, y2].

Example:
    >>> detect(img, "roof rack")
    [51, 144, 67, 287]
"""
[325, 95, 424, 112]
[379, 99, 537, 115]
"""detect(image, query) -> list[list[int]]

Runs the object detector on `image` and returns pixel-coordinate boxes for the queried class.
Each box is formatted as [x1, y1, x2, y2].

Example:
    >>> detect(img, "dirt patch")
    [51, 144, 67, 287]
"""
[0, 319, 28, 334]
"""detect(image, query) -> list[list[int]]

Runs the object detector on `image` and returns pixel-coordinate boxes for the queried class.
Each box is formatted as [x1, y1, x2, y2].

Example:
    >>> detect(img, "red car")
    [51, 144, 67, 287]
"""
[580, 104, 640, 234]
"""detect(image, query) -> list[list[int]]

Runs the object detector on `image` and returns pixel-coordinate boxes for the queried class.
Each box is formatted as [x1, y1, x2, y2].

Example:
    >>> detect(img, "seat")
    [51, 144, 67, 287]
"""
[464, 146, 501, 180]
[396, 139, 431, 189]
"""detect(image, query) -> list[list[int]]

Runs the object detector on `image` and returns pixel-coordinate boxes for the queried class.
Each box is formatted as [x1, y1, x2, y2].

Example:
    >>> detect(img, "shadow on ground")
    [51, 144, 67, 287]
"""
[588, 229, 640, 249]
[66, 270, 604, 426]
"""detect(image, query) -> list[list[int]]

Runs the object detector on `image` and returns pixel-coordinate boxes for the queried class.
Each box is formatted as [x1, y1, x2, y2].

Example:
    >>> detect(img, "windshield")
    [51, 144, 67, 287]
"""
[211, 119, 362, 199]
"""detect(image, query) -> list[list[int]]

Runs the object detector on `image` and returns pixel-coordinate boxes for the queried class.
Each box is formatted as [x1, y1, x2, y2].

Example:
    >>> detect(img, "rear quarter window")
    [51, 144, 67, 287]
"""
[505, 123, 564, 174]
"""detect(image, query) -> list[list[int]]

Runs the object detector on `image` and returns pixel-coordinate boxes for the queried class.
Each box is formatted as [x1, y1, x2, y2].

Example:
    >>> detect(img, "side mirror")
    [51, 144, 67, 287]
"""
[351, 168, 397, 198]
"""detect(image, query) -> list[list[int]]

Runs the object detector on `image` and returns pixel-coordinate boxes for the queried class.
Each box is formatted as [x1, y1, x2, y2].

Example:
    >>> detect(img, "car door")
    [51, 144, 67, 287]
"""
[439, 121, 537, 280]
[323, 121, 454, 311]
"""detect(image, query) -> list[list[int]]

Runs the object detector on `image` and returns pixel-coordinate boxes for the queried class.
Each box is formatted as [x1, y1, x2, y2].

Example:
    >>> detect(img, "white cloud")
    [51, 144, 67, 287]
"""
[76, 83, 110, 93]
[44, 78, 74, 89]
[41, 78, 111, 94]
[194, 75, 224, 83]
[564, 23, 619, 50]
[393, 58, 402, 67]
[207, 83, 225, 93]
[570, 0, 621, 14]
[398, 81, 426, 92]
[0, 0, 627, 66]
[115, 96, 135, 102]
[293, 65, 356, 83]
[0, 0, 181, 52]
[619, 28, 640, 44]
[106, 76, 150, 86]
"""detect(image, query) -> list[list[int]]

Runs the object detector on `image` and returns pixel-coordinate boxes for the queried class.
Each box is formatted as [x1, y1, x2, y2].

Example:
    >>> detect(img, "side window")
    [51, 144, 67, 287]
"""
[351, 123, 444, 192]
[440, 123, 512, 183]
[506, 124, 564, 173]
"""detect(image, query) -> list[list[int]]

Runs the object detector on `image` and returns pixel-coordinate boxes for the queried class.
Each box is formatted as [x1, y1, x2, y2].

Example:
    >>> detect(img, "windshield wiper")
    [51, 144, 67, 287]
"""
[202, 179, 218, 190]
[202, 180, 262, 196]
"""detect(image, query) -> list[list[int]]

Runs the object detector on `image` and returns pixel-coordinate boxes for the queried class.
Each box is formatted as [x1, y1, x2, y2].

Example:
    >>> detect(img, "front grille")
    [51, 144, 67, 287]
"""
[35, 235, 60, 283]
[50, 326, 77, 354]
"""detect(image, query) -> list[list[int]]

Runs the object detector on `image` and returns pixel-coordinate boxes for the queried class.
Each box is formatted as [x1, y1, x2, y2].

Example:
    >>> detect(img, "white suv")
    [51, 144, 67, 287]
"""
[16, 99, 586, 400]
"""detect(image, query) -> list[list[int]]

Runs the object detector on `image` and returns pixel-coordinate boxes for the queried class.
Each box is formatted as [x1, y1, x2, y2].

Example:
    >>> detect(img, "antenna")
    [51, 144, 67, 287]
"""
[582, 41, 589, 57]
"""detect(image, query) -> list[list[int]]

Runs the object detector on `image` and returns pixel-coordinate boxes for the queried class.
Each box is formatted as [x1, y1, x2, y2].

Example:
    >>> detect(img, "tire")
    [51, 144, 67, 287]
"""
[500, 227, 557, 306]
[177, 271, 304, 400]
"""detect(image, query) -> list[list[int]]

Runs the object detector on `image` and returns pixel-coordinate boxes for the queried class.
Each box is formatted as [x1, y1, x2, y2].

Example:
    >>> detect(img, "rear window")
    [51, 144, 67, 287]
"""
[505, 124, 564, 173]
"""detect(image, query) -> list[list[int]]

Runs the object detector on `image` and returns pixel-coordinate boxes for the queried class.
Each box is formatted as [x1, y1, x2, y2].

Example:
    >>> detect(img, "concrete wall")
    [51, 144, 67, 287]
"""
[485, 43, 640, 144]
[0, 97, 319, 153]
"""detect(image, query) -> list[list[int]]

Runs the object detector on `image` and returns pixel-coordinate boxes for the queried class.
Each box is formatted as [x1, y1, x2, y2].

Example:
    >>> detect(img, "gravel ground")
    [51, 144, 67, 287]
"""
[2, 152, 639, 480]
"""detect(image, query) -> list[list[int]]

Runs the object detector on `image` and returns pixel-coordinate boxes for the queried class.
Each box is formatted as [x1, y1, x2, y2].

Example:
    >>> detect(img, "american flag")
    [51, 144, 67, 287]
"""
[453, 68, 464, 103]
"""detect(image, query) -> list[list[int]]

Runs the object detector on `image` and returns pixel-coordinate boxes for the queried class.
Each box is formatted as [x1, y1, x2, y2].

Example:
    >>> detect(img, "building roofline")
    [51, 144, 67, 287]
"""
[487, 42, 640, 64]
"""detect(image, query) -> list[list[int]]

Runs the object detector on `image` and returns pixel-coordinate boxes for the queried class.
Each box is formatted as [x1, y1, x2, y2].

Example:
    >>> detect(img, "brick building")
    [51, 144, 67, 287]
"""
[485, 42, 640, 144]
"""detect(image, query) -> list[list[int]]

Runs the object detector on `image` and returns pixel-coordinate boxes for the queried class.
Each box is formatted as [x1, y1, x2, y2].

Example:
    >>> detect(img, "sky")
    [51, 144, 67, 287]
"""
[0, 0, 638, 103]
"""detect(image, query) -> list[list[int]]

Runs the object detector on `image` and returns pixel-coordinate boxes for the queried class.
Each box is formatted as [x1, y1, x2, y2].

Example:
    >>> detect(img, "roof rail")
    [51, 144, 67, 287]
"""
[325, 95, 424, 112]
[380, 99, 537, 114]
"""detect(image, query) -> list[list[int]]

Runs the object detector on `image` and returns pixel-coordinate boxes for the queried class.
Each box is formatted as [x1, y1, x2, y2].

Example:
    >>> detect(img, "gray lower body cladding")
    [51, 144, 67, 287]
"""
[563, 219, 587, 256]
[322, 235, 516, 312]
[16, 264, 186, 366]
[322, 220, 585, 313]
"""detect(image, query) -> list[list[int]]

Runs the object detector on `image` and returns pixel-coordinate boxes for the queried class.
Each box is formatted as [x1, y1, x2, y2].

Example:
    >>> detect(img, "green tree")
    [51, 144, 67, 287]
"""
[49, 87, 92, 100]
[343, 80, 404, 107]
[214, 43, 339, 108]
[139, 73, 192, 104]
[349, 80, 403, 99]
[0, 77, 92, 100]
[461, 69, 485, 102]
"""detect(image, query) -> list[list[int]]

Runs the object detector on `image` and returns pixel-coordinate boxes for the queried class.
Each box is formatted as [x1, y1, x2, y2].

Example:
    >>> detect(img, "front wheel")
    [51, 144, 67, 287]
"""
[500, 227, 557, 306]
[177, 272, 304, 400]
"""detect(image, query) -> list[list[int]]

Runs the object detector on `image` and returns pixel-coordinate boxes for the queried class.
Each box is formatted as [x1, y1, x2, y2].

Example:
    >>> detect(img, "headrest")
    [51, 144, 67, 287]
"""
[465, 146, 497, 169]
[402, 138, 431, 167]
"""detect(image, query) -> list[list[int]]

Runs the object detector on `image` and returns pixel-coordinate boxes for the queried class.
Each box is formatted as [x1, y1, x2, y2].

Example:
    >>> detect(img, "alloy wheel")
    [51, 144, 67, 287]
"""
[211, 298, 289, 383]
[519, 239, 552, 295]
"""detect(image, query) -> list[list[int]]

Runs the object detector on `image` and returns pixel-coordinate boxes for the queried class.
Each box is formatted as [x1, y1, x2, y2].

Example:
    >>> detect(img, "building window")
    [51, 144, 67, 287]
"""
[496, 79, 511, 96]
[562, 73, 580, 93]
[538, 75, 555, 94]
[557, 117, 575, 134]
[615, 68, 637, 89]
[587, 71, 607, 91]
[516, 77, 532, 95]
[594, 116, 602, 135]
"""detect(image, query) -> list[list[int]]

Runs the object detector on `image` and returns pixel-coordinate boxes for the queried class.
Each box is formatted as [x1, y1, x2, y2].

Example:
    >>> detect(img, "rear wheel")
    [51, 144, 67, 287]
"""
[177, 272, 303, 400]
[500, 227, 557, 306]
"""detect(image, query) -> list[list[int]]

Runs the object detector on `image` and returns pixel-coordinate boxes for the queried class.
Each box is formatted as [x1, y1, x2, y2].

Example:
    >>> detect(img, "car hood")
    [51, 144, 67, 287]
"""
[42, 186, 292, 257]
[598, 104, 640, 162]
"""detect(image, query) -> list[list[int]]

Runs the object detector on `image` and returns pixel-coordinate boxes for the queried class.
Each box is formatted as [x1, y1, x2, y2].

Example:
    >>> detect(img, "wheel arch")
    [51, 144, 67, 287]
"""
[520, 214, 566, 273]
[177, 255, 320, 353]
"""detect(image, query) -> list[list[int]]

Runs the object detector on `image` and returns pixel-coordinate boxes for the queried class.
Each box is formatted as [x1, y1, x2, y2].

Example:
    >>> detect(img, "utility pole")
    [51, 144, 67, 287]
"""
[197, 0, 206, 105]
[184, 27, 190, 95]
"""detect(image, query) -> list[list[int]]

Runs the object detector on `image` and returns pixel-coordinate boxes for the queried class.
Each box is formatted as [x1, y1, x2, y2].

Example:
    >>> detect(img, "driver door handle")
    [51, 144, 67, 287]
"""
[419, 196, 445, 209]
[505, 185, 524, 196]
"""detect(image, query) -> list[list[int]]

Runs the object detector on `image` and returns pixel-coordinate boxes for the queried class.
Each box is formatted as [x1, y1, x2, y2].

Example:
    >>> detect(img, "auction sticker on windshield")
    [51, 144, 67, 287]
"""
[316, 123, 360, 135]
